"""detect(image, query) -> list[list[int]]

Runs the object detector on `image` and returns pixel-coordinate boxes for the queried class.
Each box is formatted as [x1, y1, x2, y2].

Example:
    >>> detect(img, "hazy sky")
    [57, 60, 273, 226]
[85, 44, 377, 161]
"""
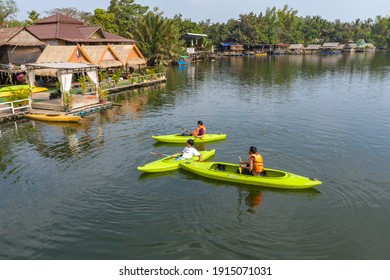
[14, 0, 390, 23]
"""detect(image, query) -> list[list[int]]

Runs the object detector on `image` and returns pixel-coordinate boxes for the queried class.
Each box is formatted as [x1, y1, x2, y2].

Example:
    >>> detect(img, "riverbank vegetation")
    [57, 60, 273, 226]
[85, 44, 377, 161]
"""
[2, 0, 390, 65]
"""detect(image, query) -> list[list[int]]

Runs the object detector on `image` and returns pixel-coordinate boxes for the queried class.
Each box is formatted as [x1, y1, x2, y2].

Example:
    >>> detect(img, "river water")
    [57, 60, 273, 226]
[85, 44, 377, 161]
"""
[1, 52, 390, 260]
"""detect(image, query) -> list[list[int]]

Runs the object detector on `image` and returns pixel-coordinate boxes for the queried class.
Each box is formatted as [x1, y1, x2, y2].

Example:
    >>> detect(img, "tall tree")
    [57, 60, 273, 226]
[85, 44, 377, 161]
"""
[130, 11, 182, 66]
[0, 0, 19, 27]
[108, 0, 148, 37]
[90, 9, 119, 34]
[24, 10, 40, 26]
[372, 16, 390, 48]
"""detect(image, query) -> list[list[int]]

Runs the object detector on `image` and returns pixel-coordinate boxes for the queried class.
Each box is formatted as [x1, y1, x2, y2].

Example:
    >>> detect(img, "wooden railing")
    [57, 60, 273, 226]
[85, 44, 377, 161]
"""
[68, 73, 167, 95]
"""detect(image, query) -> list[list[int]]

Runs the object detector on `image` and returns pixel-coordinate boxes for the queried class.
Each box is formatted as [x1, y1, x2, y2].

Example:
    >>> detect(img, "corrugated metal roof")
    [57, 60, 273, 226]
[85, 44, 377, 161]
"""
[35, 13, 85, 25]
[78, 26, 101, 39]
[27, 13, 133, 44]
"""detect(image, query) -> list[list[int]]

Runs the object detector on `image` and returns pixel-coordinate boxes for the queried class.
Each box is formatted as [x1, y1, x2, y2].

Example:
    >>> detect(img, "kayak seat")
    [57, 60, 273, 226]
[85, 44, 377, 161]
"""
[216, 164, 226, 171]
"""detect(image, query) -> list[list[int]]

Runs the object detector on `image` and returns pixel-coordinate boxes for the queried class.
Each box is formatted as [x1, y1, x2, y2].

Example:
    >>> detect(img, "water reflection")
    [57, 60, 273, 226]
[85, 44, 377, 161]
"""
[1, 52, 390, 259]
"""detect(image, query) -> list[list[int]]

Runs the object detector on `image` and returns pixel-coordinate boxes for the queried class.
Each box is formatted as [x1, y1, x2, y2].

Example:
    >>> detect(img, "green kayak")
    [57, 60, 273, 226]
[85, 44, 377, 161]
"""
[137, 149, 216, 173]
[152, 133, 226, 143]
[179, 161, 322, 189]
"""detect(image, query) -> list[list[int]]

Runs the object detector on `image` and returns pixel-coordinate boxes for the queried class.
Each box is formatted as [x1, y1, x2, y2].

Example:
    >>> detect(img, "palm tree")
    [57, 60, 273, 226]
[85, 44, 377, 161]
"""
[130, 11, 182, 66]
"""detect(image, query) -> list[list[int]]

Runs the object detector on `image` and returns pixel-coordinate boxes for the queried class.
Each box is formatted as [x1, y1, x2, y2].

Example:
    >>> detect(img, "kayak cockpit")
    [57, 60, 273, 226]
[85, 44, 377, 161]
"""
[210, 163, 287, 178]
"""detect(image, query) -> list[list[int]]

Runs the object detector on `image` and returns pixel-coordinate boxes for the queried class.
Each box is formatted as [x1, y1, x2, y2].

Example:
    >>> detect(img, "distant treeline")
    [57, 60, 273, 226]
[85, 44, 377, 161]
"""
[2, 1, 389, 65]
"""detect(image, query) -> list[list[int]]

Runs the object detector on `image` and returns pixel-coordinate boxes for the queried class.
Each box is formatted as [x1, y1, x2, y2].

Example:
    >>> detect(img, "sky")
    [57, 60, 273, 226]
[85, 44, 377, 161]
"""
[13, 0, 390, 23]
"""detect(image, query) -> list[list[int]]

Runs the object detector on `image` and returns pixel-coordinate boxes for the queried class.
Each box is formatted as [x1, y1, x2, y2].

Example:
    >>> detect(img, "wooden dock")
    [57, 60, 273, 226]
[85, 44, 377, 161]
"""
[0, 74, 166, 123]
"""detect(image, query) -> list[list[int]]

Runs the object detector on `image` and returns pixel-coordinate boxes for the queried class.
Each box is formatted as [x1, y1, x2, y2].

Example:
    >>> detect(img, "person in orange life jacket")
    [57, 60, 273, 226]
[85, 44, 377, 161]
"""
[182, 120, 206, 138]
[175, 139, 203, 161]
[238, 146, 266, 176]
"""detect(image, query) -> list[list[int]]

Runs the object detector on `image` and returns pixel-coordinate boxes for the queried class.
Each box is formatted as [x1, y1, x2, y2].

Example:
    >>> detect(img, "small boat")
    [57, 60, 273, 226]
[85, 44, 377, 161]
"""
[137, 149, 215, 173]
[152, 133, 227, 144]
[0, 85, 48, 98]
[24, 114, 81, 123]
[179, 161, 322, 189]
[177, 55, 191, 66]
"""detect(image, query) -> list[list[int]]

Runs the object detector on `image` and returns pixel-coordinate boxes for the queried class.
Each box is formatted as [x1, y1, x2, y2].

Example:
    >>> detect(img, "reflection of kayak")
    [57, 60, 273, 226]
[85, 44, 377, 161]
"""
[152, 134, 226, 143]
[137, 149, 215, 173]
[24, 114, 81, 123]
[179, 161, 322, 189]
[0, 85, 48, 97]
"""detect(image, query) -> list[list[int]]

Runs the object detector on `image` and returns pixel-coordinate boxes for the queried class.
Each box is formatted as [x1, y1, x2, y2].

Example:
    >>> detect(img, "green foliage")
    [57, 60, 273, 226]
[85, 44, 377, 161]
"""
[24, 10, 40, 26]
[130, 11, 182, 65]
[77, 76, 87, 94]
[110, 70, 122, 85]
[5, 88, 29, 104]
[62, 93, 75, 111]
[97, 87, 108, 101]
[154, 64, 166, 73]
[90, 8, 119, 34]
[108, 0, 148, 37]
[98, 70, 108, 81]
[0, 0, 18, 27]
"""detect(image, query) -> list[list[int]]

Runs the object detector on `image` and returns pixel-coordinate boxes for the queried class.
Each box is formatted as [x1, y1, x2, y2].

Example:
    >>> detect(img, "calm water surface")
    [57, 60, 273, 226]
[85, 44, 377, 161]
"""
[1, 53, 390, 260]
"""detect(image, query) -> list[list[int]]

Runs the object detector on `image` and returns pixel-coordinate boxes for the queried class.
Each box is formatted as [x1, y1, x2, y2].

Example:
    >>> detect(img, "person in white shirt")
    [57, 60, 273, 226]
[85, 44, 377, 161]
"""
[176, 139, 202, 161]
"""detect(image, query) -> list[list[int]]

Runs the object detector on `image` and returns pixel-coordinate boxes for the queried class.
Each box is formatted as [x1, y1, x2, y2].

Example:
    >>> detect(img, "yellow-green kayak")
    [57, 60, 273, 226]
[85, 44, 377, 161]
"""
[0, 85, 48, 97]
[179, 161, 322, 189]
[152, 134, 226, 143]
[137, 149, 216, 173]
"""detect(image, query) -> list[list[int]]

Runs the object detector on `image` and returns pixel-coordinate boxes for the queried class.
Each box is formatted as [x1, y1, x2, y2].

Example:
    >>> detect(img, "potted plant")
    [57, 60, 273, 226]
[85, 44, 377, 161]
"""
[110, 70, 122, 87]
[97, 87, 108, 103]
[62, 93, 75, 112]
[77, 76, 87, 94]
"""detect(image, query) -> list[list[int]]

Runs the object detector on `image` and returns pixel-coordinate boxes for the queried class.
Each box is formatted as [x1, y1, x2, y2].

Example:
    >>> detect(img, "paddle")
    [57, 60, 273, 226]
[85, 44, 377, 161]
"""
[238, 156, 243, 174]
[181, 127, 192, 134]
[150, 152, 181, 157]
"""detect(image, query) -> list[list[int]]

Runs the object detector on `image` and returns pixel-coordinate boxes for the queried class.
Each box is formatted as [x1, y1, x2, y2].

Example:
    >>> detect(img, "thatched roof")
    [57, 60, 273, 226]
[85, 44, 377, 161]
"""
[111, 44, 146, 66]
[82, 45, 123, 68]
[37, 45, 79, 63]
[305, 44, 321, 50]
[288, 44, 304, 49]
[27, 62, 98, 77]
[35, 45, 95, 75]
[0, 27, 45, 46]
[322, 42, 340, 49]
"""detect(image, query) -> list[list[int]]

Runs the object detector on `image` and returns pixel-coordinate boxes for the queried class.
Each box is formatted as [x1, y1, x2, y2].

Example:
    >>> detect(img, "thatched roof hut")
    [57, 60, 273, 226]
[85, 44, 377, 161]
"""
[111, 44, 146, 67]
[0, 27, 45, 65]
[35, 45, 93, 76]
[81, 45, 123, 68]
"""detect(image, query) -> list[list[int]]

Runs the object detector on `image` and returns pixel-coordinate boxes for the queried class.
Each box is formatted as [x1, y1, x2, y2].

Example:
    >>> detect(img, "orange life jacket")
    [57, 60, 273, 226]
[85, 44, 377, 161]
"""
[250, 154, 264, 173]
[193, 125, 206, 136]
